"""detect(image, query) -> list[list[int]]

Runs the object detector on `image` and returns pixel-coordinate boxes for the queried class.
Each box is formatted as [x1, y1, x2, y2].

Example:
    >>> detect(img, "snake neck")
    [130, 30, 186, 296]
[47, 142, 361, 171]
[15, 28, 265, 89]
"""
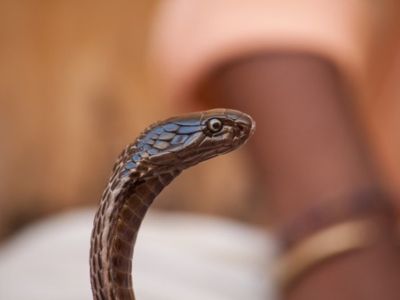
[90, 166, 181, 300]
[89, 109, 254, 300]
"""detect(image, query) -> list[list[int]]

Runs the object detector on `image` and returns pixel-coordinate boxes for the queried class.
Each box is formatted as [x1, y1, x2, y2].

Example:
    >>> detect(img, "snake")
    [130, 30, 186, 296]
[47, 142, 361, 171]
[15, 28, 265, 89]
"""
[89, 108, 255, 300]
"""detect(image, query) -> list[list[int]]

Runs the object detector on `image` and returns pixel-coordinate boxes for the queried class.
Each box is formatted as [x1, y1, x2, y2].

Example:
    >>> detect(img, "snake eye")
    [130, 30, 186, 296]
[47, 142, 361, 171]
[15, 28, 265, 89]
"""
[206, 118, 223, 133]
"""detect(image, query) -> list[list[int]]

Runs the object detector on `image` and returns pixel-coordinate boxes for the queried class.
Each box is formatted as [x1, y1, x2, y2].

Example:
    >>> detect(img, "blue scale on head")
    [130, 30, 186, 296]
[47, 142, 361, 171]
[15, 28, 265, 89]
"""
[148, 148, 159, 155]
[136, 140, 144, 148]
[163, 123, 179, 132]
[183, 131, 202, 146]
[177, 126, 202, 134]
[139, 144, 151, 151]
[142, 127, 164, 143]
[153, 140, 169, 150]
[145, 139, 154, 145]
[171, 134, 189, 145]
[125, 161, 137, 170]
[132, 154, 141, 162]
[141, 134, 155, 144]
[158, 132, 175, 141]
[151, 127, 164, 134]
[147, 133, 158, 140]
[174, 119, 201, 126]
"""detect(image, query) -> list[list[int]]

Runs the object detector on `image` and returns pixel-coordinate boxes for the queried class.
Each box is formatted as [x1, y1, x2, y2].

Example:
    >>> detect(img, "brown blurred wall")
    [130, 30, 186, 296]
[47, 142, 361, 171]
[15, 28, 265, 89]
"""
[0, 1, 255, 240]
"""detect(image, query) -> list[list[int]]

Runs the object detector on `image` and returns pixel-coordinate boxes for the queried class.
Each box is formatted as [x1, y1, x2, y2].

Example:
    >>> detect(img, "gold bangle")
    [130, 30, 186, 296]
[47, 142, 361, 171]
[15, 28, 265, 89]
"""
[274, 218, 382, 292]
[278, 188, 395, 250]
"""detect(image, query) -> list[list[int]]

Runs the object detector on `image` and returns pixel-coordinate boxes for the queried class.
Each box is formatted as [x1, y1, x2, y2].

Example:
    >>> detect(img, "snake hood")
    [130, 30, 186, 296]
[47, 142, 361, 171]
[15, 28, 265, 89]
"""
[132, 108, 255, 170]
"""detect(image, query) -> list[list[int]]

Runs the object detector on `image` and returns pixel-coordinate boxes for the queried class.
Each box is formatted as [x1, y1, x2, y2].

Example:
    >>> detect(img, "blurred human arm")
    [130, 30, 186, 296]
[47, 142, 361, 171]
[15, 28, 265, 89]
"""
[209, 52, 400, 300]
[149, 1, 400, 299]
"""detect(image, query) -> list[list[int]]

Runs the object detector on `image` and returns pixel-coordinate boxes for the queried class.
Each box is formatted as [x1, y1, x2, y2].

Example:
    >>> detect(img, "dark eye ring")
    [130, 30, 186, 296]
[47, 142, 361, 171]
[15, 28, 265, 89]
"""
[207, 118, 223, 133]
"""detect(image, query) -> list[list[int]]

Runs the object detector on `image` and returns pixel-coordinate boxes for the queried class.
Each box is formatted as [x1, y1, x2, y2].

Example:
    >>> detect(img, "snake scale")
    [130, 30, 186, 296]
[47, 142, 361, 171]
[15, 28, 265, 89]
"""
[90, 109, 255, 300]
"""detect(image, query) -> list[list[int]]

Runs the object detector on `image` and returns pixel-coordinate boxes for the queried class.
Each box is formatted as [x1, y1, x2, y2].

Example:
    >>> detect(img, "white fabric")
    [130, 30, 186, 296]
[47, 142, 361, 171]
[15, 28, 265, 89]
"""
[0, 209, 277, 300]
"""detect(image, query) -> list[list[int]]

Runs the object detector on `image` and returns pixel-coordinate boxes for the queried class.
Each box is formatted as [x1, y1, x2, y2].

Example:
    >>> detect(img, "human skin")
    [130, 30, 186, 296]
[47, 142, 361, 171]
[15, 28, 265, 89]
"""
[207, 53, 400, 300]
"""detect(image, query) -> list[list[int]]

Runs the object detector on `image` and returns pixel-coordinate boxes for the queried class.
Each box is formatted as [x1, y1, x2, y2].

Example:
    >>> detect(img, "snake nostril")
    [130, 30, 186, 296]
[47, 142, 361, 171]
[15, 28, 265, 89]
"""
[237, 123, 244, 131]
[236, 123, 249, 135]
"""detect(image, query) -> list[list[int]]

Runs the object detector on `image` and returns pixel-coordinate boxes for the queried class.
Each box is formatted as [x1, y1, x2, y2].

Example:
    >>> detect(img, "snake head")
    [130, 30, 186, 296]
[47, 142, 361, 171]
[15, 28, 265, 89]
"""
[133, 109, 255, 170]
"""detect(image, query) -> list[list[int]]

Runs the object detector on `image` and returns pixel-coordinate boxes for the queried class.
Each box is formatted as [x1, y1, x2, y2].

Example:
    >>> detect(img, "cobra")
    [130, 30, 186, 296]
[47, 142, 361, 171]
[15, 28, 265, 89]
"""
[90, 108, 255, 300]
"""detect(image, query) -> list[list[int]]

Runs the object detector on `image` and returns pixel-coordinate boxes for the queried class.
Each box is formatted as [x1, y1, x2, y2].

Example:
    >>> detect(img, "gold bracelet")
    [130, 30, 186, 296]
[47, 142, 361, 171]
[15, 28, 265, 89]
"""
[278, 188, 395, 250]
[274, 218, 382, 292]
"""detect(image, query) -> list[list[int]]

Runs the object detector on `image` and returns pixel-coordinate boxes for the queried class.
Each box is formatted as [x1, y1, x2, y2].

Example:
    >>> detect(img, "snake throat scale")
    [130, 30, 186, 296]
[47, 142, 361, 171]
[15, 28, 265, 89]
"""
[90, 109, 255, 300]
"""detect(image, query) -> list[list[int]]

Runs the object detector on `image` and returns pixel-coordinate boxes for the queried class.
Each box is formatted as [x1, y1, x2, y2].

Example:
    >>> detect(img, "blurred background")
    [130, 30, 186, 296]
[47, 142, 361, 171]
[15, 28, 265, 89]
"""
[0, 1, 258, 241]
[0, 2, 265, 299]
[0, 1, 400, 300]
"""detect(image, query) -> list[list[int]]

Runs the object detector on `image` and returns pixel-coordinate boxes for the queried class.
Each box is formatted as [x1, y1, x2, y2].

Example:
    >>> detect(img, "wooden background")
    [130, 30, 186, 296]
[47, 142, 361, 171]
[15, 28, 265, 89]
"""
[0, 1, 258, 241]
[0, 1, 399, 241]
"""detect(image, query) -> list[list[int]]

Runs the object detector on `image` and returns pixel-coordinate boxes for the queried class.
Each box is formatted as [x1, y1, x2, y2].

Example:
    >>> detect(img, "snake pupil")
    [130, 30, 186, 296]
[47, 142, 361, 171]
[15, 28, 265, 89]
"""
[207, 118, 223, 133]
